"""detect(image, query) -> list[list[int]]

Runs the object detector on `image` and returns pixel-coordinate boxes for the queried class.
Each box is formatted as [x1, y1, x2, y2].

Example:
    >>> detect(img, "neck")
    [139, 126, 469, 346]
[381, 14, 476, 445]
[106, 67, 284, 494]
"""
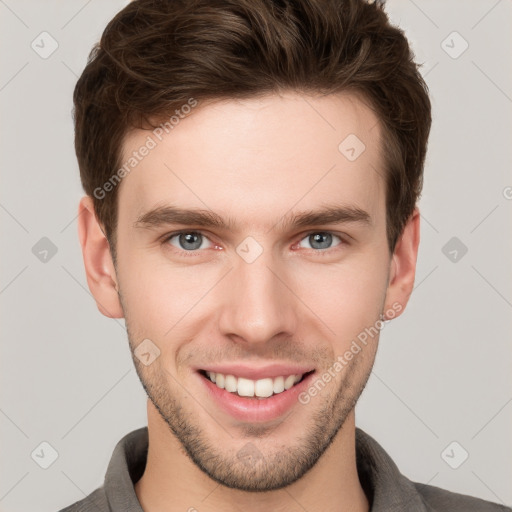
[135, 401, 369, 512]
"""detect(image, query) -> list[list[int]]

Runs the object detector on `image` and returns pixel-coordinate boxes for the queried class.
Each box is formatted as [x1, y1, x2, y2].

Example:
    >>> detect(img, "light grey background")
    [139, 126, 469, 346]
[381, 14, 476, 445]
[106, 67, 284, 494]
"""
[1, 1, 511, 511]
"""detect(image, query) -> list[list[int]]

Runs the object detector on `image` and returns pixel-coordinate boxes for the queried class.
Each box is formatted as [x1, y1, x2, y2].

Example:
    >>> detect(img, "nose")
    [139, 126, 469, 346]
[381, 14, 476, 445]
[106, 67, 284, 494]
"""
[217, 247, 298, 346]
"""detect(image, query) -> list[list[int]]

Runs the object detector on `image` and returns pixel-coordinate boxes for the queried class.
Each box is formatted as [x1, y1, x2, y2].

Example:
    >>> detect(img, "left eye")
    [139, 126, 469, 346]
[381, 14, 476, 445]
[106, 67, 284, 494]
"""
[297, 232, 343, 251]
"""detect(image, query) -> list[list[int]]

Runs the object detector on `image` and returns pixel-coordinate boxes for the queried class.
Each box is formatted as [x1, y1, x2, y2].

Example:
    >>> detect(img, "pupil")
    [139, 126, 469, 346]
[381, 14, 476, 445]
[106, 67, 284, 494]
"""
[311, 232, 331, 249]
[180, 233, 202, 250]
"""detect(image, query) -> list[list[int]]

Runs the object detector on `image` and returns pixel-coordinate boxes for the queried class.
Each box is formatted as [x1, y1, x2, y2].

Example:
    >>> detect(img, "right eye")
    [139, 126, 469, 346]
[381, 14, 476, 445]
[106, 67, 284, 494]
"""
[164, 231, 215, 252]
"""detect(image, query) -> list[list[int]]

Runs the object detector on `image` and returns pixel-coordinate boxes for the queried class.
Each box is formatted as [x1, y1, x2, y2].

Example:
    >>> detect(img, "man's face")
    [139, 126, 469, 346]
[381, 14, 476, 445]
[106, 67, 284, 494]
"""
[111, 92, 400, 491]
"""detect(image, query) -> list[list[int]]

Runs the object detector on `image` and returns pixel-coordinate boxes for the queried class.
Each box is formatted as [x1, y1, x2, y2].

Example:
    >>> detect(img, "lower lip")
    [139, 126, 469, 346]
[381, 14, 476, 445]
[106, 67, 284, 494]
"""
[198, 371, 316, 423]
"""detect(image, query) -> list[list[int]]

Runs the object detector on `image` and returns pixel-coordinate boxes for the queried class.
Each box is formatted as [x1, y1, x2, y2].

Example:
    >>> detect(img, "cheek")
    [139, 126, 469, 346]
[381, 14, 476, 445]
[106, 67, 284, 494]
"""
[118, 246, 217, 337]
[293, 257, 388, 340]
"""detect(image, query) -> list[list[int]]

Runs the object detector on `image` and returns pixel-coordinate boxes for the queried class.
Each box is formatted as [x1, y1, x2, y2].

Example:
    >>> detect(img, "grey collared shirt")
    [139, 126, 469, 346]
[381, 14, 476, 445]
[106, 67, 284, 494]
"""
[58, 427, 511, 511]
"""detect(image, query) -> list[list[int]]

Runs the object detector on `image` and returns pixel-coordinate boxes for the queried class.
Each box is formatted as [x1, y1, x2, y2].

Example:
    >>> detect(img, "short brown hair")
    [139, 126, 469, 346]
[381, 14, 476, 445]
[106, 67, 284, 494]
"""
[73, 0, 431, 263]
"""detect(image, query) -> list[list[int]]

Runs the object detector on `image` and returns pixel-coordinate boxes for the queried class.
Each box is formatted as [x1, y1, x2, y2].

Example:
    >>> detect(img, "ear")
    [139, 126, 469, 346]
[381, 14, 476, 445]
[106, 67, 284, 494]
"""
[382, 207, 420, 320]
[77, 195, 124, 318]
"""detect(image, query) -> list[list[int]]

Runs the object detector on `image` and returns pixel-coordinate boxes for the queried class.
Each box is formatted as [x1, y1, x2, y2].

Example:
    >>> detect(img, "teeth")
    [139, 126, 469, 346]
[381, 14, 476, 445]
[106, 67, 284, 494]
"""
[214, 372, 224, 388]
[225, 374, 237, 393]
[205, 371, 307, 398]
[273, 376, 284, 394]
[284, 375, 296, 390]
[255, 378, 274, 398]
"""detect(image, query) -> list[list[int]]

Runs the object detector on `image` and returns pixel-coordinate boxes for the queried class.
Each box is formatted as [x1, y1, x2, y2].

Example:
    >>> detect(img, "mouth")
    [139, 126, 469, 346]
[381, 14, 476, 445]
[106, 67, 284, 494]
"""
[197, 367, 317, 423]
[198, 369, 316, 399]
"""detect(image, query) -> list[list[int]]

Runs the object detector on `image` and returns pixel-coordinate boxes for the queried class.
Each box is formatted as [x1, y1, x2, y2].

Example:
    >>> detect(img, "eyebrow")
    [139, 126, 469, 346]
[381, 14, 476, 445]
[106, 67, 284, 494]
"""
[133, 203, 372, 232]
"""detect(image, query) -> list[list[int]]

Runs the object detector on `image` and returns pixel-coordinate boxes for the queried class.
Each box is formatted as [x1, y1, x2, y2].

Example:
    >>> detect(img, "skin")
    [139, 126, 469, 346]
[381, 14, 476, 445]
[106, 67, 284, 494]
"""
[78, 91, 420, 512]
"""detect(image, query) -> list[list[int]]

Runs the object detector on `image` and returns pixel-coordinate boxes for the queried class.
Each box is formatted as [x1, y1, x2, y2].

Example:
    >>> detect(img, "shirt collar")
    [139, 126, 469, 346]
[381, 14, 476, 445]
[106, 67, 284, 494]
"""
[355, 427, 430, 511]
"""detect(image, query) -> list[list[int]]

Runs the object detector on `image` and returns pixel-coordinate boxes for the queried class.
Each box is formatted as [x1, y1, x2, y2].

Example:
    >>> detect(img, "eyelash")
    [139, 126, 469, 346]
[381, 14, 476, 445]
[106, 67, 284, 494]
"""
[161, 230, 348, 257]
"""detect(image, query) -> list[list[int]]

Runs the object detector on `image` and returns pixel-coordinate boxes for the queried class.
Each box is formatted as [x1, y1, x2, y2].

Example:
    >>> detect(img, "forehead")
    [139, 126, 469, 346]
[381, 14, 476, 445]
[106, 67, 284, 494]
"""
[117, 91, 385, 231]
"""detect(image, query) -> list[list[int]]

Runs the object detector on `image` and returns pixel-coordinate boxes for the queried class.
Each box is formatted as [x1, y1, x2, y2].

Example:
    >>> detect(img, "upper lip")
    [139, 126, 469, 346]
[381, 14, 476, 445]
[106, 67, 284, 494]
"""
[196, 364, 315, 380]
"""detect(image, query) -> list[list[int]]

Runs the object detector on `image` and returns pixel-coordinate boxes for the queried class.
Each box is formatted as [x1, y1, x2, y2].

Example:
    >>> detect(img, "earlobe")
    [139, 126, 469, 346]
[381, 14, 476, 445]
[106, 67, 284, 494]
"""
[77, 195, 124, 319]
[383, 208, 420, 320]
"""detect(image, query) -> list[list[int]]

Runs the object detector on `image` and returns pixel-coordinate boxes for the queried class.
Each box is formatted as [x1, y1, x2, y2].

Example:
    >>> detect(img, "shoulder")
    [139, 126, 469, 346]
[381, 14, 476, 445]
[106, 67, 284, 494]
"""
[56, 486, 108, 512]
[354, 427, 510, 512]
[414, 481, 512, 511]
